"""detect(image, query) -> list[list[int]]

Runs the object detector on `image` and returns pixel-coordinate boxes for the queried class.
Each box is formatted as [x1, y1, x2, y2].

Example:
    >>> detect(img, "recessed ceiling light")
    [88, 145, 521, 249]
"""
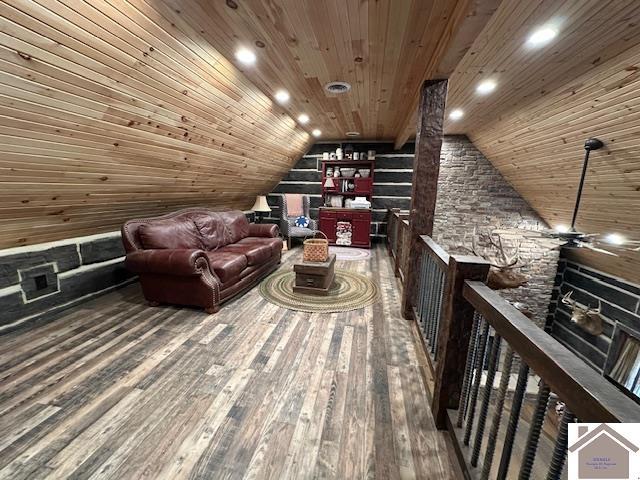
[476, 80, 497, 95]
[235, 48, 256, 65]
[297, 113, 310, 124]
[527, 26, 558, 48]
[274, 89, 290, 104]
[449, 109, 464, 120]
[312, 129, 321, 137]
[605, 233, 625, 245]
[345, 131, 360, 137]
[555, 224, 570, 233]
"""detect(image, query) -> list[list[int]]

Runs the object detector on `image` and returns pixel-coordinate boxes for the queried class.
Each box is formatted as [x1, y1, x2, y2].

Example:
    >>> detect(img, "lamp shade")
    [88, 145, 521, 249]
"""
[251, 195, 271, 213]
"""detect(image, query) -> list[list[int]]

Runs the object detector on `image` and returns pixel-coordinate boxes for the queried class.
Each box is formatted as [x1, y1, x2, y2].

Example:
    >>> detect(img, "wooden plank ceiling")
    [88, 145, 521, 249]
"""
[189, 0, 477, 140]
[0, 0, 311, 248]
[441, 0, 640, 280]
[0, 0, 493, 248]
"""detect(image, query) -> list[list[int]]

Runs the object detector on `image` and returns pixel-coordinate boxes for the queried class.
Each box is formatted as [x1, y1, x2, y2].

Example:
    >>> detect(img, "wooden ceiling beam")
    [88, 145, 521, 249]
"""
[394, 0, 502, 149]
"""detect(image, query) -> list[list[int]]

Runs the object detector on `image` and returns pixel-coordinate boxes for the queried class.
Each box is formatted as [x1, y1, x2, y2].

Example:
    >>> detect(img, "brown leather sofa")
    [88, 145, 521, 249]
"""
[122, 208, 282, 313]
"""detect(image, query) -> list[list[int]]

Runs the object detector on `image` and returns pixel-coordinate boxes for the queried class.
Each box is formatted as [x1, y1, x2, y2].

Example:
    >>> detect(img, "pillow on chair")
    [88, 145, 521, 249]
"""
[294, 216, 310, 228]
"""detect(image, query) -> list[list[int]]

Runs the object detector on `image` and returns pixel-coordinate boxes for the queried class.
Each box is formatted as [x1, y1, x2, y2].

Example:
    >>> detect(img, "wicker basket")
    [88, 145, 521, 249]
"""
[303, 232, 329, 262]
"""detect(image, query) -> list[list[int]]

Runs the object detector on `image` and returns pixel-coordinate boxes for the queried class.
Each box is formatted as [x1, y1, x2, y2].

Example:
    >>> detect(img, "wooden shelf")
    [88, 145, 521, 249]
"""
[323, 191, 369, 196]
[319, 207, 371, 211]
[324, 176, 372, 181]
[321, 160, 374, 166]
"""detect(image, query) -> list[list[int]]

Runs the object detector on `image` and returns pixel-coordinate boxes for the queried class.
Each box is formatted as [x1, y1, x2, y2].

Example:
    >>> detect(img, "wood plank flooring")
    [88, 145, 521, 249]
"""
[0, 245, 457, 479]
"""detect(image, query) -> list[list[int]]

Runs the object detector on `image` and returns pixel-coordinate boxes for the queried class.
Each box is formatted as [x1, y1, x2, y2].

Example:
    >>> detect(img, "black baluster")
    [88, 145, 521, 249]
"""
[424, 258, 434, 343]
[457, 313, 481, 428]
[427, 259, 438, 350]
[481, 346, 514, 479]
[417, 253, 426, 328]
[518, 381, 551, 480]
[471, 333, 502, 467]
[431, 266, 439, 354]
[496, 360, 530, 480]
[546, 407, 575, 480]
[421, 256, 431, 338]
[464, 319, 490, 446]
[433, 268, 445, 357]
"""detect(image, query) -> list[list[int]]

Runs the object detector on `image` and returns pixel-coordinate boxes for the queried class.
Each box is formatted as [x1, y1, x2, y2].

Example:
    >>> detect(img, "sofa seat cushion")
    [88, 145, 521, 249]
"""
[138, 218, 203, 250]
[219, 243, 272, 266]
[237, 237, 283, 256]
[205, 251, 247, 283]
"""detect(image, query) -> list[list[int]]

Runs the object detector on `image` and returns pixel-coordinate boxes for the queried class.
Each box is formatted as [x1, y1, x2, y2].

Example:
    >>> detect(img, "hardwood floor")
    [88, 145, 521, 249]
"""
[0, 245, 457, 479]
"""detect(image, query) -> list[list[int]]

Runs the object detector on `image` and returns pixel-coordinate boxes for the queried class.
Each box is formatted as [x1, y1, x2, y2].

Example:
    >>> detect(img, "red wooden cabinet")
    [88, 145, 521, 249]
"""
[319, 211, 337, 243]
[319, 158, 374, 248]
[351, 214, 371, 246]
[319, 208, 371, 248]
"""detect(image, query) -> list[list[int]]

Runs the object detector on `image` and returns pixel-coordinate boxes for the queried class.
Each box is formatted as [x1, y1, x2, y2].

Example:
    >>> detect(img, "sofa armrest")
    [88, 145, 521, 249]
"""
[248, 223, 280, 238]
[125, 249, 211, 276]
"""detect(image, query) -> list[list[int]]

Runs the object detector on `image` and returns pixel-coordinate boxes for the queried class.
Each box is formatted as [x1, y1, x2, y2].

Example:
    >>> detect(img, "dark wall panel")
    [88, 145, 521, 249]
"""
[549, 250, 640, 372]
[268, 141, 415, 239]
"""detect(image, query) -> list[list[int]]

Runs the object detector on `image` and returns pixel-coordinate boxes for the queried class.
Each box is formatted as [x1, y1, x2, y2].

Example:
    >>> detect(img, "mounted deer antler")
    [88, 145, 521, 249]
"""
[464, 228, 528, 290]
[561, 291, 604, 336]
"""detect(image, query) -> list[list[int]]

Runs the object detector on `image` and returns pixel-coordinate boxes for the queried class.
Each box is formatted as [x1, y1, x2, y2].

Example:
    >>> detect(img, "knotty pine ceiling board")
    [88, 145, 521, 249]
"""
[0, 0, 312, 248]
[441, 0, 640, 279]
[187, 0, 477, 140]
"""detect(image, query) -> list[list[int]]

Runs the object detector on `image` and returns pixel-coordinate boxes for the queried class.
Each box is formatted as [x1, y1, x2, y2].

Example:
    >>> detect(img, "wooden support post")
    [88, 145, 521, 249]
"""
[431, 255, 489, 429]
[386, 208, 400, 256]
[401, 79, 447, 319]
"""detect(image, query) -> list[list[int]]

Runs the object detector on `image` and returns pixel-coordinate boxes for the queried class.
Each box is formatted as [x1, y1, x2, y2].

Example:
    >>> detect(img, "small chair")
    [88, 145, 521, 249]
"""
[279, 194, 318, 249]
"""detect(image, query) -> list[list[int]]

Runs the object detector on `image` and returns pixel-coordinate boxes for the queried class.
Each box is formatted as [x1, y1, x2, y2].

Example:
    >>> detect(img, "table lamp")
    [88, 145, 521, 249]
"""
[251, 195, 271, 223]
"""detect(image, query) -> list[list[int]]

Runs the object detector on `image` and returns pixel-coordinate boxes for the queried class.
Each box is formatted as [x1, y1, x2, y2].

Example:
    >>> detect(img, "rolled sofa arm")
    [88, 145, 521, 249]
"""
[125, 249, 211, 276]
[248, 223, 280, 238]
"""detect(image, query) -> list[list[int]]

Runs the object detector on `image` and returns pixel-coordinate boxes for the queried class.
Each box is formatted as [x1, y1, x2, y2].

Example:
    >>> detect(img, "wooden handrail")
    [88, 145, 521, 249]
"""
[419, 235, 449, 271]
[463, 280, 640, 423]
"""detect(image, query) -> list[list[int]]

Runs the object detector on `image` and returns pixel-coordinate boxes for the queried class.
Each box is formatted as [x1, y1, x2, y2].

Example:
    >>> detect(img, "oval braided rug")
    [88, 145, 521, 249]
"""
[328, 246, 372, 261]
[259, 268, 379, 313]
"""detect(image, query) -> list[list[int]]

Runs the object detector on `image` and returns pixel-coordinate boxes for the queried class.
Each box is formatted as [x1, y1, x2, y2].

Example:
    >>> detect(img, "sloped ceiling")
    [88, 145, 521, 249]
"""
[443, 0, 640, 280]
[0, 0, 494, 248]
[0, 0, 311, 248]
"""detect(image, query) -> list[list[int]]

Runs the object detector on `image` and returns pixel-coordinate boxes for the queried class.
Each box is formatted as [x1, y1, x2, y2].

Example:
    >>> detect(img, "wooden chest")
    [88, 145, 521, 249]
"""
[293, 254, 336, 295]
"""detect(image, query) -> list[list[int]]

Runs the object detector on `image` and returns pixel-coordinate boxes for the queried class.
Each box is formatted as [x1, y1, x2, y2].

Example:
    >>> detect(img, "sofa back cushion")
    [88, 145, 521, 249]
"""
[219, 211, 250, 245]
[138, 218, 203, 250]
[193, 213, 226, 250]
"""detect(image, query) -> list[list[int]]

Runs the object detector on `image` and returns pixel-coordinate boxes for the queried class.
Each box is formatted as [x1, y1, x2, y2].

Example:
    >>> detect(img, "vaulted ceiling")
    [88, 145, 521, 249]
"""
[0, 0, 492, 248]
[443, 0, 640, 280]
[0, 0, 314, 247]
[2, 0, 639, 276]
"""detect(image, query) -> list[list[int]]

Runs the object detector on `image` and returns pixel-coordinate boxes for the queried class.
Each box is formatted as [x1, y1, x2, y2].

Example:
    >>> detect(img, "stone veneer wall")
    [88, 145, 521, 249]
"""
[548, 250, 640, 372]
[432, 135, 560, 327]
[0, 211, 255, 332]
[268, 141, 415, 239]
